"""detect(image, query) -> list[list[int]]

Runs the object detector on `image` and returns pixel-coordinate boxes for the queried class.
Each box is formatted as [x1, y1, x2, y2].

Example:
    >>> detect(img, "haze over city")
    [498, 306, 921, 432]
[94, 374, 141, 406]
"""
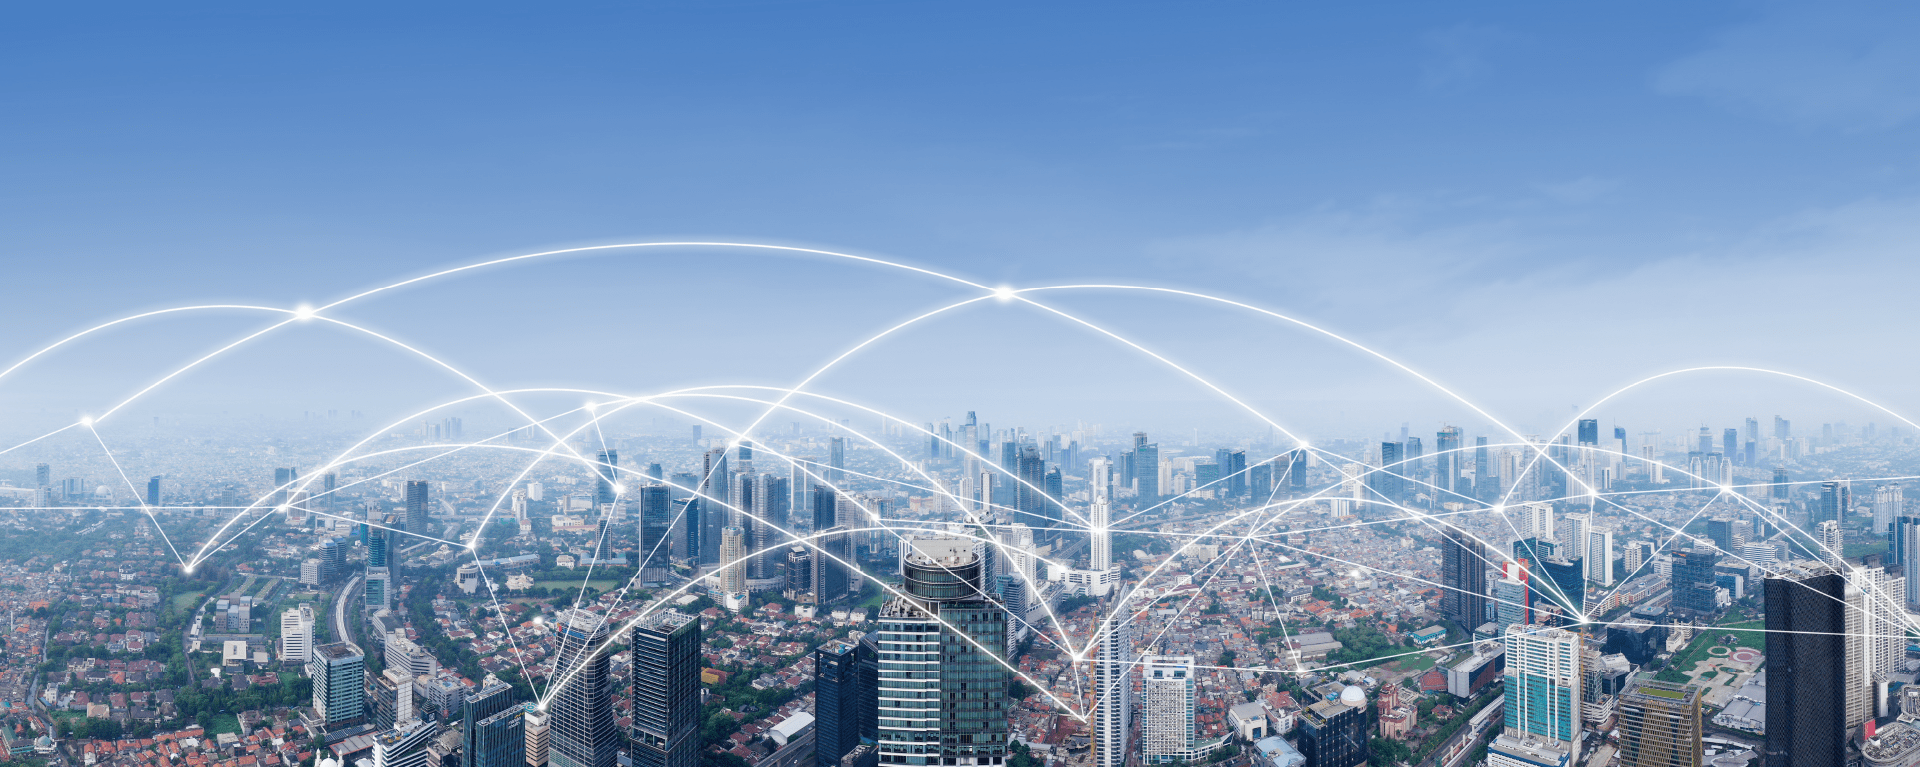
[4, 4, 1920, 767]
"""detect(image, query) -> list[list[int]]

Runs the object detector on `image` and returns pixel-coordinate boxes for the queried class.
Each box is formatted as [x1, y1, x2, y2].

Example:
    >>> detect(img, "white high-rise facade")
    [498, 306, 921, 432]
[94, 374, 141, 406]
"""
[1845, 577, 1872, 729]
[1522, 502, 1554, 542]
[1584, 528, 1615, 586]
[280, 604, 314, 663]
[1090, 498, 1112, 573]
[1092, 615, 1132, 767]
[1561, 513, 1590, 562]
[1875, 484, 1904, 532]
[1817, 520, 1844, 567]
[1088, 457, 1113, 503]
[1140, 655, 1197, 764]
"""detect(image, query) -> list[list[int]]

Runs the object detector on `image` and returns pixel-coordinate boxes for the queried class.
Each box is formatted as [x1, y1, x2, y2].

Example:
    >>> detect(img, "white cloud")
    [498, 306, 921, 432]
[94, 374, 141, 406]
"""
[1656, 2, 1920, 130]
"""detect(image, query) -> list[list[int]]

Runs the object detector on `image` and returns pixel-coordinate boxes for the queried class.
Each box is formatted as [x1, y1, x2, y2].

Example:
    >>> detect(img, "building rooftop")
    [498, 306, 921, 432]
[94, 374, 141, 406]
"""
[314, 642, 362, 662]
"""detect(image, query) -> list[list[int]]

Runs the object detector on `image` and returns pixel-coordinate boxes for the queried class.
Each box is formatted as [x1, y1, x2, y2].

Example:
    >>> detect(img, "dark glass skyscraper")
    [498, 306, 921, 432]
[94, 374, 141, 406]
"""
[631, 611, 700, 767]
[814, 638, 877, 767]
[1135, 441, 1159, 500]
[1440, 526, 1487, 631]
[1215, 449, 1247, 498]
[1763, 569, 1847, 767]
[593, 450, 618, 506]
[638, 485, 673, 565]
[1576, 419, 1599, 446]
[405, 480, 431, 538]
[549, 610, 617, 767]
[1375, 442, 1404, 502]
[1289, 449, 1308, 490]
[463, 678, 524, 767]
[1436, 427, 1463, 498]
[1818, 482, 1844, 525]
[1671, 548, 1720, 618]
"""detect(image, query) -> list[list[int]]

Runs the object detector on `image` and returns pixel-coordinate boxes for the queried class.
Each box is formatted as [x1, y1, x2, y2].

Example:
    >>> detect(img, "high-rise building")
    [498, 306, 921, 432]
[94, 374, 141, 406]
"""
[638, 485, 673, 567]
[1815, 520, 1843, 567]
[1576, 420, 1599, 446]
[1585, 527, 1615, 587]
[1135, 441, 1160, 499]
[1140, 655, 1199, 764]
[525, 711, 550, 767]
[829, 437, 846, 483]
[1289, 449, 1308, 490]
[593, 450, 619, 507]
[1818, 481, 1844, 525]
[717, 526, 747, 599]
[1092, 610, 1132, 767]
[699, 449, 728, 565]
[371, 668, 415, 730]
[405, 480, 431, 539]
[1089, 498, 1112, 572]
[1764, 568, 1848, 767]
[280, 604, 314, 663]
[631, 611, 700, 767]
[1771, 467, 1790, 500]
[309, 642, 367, 731]
[1375, 442, 1404, 502]
[1440, 526, 1488, 632]
[1874, 484, 1905, 536]
[1493, 562, 1530, 633]
[1670, 548, 1720, 618]
[1015, 446, 1052, 545]
[874, 538, 1009, 767]
[812, 525, 852, 604]
[464, 678, 525, 767]
[373, 719, 441, 767]
[1216, 449, 1247, 498]
[1617, 680, 1701, 767]
[1436, 426, 1464, 498]
[548, 610, 617, 767]
[145, 475, 161, 506]
[33, 464, 49, 489]
[1488, 625, 1581, 767]
[814, 638, 877, 767]
[1299, 688, 1369, 767]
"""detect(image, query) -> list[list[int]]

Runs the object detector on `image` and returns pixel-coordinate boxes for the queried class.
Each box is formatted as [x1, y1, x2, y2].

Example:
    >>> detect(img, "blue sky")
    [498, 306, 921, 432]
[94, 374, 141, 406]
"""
[4, 1, 1919, 439]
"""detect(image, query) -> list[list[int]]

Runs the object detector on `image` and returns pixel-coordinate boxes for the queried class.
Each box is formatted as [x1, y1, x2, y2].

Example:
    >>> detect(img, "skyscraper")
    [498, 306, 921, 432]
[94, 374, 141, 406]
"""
[874, 538, 1008, 767]
[146, 475, 161, 506]
[1135, 440, 1160, 499]
[280, 604, 314, 664]
[1375, 442, 1404, 503]
[1089, 498, 1112, 572]
[1140, 655, 1198, 764]
[1618, 680, 1701, 767]
[812, 525, 852, 604]
[718, 526, 747, 598]
[1764, 568, 1848, 767]
[548, 610, 617, 767]
[405, 480, 431, 538]
[699, 449, 728, 565]
[1091, 612, 1132, 767]
[1440, 525, 1488, 632]
[828, 437, 846, 483]
[1670, 548, 1720, 618]
[1488, 625, 1581, 767]
[631, 611, 700, 767]
[593, 450, 618, 506]
[464, 679, 525, 767]
[1216, 449, 1247, 498]
[1818, 481, 1844, 525]
[814, 638, 876, 767]
[309, 642, 367, 731]
[1436, 426, 1463, 497]
[638, 485, 673, 567]
[1015, 445, 1051, 544]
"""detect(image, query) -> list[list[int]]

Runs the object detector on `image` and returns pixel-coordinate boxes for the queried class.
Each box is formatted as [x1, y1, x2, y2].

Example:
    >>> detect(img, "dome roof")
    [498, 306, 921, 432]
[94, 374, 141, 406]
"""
[1339, 686, 1367, 707]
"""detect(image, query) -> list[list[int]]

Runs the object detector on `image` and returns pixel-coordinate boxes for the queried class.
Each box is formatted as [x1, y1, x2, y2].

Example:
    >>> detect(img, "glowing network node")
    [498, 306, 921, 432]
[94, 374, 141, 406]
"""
[78, 416, 92, 426]
[294, 304, 315, 320]
[994, 285, 1016, 301]
[612, 483, 626, 495]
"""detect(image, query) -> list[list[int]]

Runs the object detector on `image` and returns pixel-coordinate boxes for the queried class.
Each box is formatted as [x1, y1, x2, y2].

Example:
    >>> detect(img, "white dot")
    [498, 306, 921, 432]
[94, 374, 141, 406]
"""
[613, 483, 626, 495]
[994, 286, 1016, 301]
[294, 305, 315, 320]
[79, 416, 93, 426]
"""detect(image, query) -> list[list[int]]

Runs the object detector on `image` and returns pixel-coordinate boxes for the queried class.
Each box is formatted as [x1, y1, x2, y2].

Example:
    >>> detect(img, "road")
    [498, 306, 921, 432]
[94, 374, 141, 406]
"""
[333, 574, 362, 645]
[757, 728, 814, 767]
